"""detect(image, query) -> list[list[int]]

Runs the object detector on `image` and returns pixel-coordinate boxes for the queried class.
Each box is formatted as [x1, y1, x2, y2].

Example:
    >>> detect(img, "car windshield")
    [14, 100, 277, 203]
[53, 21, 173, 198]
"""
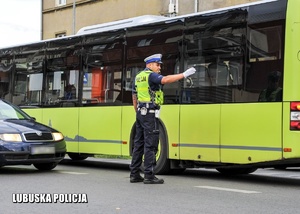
[0, 100, 31, 120]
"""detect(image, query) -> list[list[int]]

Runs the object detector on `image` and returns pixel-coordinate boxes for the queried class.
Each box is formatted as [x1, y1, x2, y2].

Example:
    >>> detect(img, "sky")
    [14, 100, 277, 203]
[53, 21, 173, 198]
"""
[0, 0, 41, 48]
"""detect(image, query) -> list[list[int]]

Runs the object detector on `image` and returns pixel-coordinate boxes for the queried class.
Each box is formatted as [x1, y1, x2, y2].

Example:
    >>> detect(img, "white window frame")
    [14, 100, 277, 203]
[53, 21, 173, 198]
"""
[56, 0, 66, 7]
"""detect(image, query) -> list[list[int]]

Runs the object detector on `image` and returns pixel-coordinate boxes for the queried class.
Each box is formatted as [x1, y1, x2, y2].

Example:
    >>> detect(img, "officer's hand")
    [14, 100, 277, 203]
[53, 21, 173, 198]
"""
[183, 67, 196, 78]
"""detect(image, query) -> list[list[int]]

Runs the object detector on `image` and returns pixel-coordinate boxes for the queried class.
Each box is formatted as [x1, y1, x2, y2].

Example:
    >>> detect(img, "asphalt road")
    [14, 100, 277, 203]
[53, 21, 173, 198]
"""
[1, 158, 300, 214]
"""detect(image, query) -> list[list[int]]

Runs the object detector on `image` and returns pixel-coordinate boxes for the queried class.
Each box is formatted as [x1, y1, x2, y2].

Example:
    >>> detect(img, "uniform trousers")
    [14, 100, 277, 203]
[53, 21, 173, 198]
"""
[130, 109, 159, 179]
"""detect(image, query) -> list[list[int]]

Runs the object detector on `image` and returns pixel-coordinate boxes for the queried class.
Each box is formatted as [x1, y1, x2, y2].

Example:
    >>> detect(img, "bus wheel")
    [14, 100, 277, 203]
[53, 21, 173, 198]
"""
[216, 167, 257, 175]
[153, 124, 170, 175]
[68, 153, 89, 161]
[131, 122, 171, 175]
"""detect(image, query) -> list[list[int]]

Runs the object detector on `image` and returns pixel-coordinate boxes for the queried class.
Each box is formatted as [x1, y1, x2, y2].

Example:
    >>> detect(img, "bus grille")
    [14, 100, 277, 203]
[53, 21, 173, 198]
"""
[23, 132, 53, 141]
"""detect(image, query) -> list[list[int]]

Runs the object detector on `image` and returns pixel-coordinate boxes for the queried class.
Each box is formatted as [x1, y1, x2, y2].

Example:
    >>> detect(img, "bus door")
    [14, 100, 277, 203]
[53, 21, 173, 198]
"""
[79, 65, 123, 155]
[79, 30, 124, 156]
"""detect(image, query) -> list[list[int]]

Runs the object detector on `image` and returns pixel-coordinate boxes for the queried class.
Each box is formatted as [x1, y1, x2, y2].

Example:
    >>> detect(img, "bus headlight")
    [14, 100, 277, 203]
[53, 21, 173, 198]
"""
[0, 134, 22, 142]
[52, 132, 64, 141]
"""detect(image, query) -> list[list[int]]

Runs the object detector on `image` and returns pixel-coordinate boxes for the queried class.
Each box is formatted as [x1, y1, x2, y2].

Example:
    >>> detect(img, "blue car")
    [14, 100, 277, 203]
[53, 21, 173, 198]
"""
[0, 99, 66, 170]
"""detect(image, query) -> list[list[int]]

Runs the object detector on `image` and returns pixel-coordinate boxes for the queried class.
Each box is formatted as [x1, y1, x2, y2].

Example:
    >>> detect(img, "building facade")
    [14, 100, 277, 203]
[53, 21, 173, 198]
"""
[42, 0, 261, 39]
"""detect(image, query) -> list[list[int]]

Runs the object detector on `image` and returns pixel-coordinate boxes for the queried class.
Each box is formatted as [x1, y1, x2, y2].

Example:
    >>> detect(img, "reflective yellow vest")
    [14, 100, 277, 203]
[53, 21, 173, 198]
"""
[135, 70, 164, 106]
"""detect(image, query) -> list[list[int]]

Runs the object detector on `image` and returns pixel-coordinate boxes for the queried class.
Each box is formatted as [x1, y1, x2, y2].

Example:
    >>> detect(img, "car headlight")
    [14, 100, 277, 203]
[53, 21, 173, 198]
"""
[52, 132, 64, 141]
[0, 134, 22, 142]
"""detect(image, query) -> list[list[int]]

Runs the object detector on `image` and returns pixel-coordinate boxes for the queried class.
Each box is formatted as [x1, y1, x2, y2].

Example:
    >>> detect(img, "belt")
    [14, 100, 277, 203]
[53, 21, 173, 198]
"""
[138, 108, 155, 113]
[138, 102, 159, 110]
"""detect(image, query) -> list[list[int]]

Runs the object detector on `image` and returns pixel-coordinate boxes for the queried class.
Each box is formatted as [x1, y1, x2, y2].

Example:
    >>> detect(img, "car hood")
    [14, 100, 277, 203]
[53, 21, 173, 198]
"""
[0, 119, 57, 134]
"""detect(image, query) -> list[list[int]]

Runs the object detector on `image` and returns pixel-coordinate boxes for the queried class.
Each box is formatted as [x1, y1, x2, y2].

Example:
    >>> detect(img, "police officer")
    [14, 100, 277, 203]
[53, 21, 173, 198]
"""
[129, 54, 196, 184]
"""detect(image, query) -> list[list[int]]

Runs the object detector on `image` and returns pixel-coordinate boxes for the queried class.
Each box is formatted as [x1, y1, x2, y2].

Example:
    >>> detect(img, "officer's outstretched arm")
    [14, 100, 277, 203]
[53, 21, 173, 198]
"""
[161, 67, 196, 85]
[161, 73, 184, 84]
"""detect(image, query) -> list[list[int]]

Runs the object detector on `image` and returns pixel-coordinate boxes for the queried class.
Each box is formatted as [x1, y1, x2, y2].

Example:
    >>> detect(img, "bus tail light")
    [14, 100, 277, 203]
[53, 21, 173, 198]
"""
[290, 121, 300, 129]
[290, 102, 300, 111]
[290, 102, 300, 130]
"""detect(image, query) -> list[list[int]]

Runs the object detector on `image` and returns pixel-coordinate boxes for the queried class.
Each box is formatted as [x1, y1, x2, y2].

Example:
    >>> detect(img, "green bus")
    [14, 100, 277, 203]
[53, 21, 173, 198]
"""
[1, 0, 299, 174]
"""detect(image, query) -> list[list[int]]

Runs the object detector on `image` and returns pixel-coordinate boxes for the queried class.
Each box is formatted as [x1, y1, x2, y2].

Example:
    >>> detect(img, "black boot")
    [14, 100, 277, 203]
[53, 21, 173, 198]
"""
[130, 175, 144, 183]
[143, 176, 164, 184]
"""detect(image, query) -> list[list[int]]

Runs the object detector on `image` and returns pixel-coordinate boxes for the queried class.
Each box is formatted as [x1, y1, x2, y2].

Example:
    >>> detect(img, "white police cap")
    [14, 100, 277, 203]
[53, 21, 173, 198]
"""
[144, 54, 163, 64]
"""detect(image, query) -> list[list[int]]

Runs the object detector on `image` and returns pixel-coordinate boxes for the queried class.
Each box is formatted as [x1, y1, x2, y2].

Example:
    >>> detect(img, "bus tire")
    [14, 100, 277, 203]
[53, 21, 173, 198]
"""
[153, 123, 170, 175]
[130, 121, 171, 175]
[68, 153, 89, 161]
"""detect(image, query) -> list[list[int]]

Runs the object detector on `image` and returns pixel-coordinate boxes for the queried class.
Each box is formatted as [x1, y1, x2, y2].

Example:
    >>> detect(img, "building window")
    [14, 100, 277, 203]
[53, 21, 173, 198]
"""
[56, 0, 66, 7]
[55, 32, 66, 38]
